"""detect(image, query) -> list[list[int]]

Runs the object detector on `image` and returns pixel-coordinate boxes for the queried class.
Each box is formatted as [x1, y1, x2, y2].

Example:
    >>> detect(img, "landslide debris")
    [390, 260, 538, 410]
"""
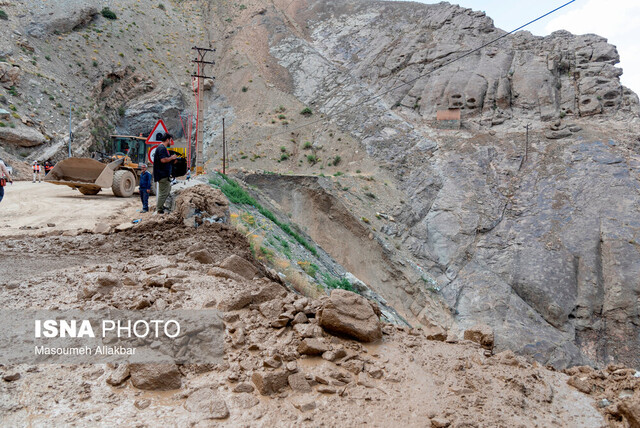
[0, 186, 634, 427]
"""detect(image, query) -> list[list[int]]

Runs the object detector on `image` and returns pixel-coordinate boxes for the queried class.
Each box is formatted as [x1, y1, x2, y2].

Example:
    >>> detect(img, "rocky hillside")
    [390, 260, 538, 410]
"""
[1, 0, 639, 371]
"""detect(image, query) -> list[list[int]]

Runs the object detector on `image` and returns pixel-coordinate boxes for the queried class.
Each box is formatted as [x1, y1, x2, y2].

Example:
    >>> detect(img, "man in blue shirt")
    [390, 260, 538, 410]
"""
[138, 163, 152, 213]
[153, 133, 177, 214]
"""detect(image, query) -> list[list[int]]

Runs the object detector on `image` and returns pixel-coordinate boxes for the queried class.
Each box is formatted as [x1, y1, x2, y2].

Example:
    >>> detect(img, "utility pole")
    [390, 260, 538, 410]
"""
[191, 46, 215, 176]
[68, 101, 72, 158]
[222, 117, 226, 175]
[524, 123, 530, 163]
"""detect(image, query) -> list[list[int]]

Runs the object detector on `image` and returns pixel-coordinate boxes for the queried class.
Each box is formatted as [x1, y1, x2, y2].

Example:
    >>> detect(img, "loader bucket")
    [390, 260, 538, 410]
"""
[45, 157, 124, 193]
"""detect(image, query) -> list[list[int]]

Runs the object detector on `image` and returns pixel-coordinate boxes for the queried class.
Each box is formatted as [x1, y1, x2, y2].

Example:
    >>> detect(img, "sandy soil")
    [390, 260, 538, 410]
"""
[0, 182, 143, 236]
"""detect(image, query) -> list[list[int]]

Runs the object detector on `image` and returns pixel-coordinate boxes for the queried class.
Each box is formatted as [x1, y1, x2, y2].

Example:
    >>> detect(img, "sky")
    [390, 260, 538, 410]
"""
[391, 0, 640, 95]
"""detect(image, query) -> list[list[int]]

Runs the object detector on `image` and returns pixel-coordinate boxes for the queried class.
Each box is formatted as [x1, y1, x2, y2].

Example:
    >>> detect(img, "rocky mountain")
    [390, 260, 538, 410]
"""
[0, 0, 639, 370]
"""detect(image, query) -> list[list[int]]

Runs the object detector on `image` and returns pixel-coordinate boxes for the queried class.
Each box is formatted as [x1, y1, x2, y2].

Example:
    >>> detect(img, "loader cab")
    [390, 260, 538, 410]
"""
[111, 135, 147, 166]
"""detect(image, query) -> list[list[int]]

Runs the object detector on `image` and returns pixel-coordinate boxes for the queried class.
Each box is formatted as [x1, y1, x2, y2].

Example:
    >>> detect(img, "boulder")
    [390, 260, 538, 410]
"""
[219, 255, 260, 280]
[26, 5, 97, 37]
[298, 338, 329, 356]
[106, 364, 130, 386]
[251, 370, 289, 395]
[317, 290, 382, 342]
[424, 326, 447, 342]
[129, 363, 181, 390]
[0, 126, 46, 147]
[618, 395, 640, 428]
[0, 63, 21, 86]
[463, 324, 494, 350]
[184, 388, 229, 419]
[189, 249, 214, 264]
[288, 373, 312, 393]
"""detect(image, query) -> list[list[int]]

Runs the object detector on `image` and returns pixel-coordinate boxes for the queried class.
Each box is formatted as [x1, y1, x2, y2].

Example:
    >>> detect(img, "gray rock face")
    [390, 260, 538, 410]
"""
[270, 0, 640, 368]
[118, 87, 186, 138]
[26, 1, 98, 38]
[0, 125, 46, 147]
[305, 2, 639, 123]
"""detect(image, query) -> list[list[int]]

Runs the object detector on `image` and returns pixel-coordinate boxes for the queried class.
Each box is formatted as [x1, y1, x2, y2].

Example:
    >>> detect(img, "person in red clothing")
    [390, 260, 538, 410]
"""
[0, 158, 13, 204]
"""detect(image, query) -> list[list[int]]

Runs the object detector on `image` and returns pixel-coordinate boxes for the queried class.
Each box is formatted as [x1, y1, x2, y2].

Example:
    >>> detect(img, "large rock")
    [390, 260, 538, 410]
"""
[463, 324, 494, 350]
[184, 388, 229, 419]
[0, 63, 21, 86]
[219, 255, 260, 280]
[129, 363, 181, 390]
[251, 370, 289, 395]
[26, 3, 98, 38]
[619, 395, 640, 428]
[318, 290, 382, 342]
[0, 126, 46, 147]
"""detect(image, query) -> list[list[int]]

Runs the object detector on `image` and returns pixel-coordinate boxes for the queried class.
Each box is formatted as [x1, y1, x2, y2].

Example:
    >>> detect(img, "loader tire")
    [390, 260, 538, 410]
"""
[78, 187, 100, 195]
[112, 170, 136, 197]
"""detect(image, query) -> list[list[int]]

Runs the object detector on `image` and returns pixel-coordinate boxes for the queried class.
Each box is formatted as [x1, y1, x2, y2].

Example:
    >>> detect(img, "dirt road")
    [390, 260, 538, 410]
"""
[0, 182, 143, 236]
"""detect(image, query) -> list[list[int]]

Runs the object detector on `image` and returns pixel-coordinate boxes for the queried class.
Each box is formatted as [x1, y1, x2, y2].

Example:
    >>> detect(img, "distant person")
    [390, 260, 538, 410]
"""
[44, 161, 53, 175]
[153, 133, 177, 214]
[0, 158, 13, 204]
[32, 160, 42, 183]
[138, 163, 152, 213]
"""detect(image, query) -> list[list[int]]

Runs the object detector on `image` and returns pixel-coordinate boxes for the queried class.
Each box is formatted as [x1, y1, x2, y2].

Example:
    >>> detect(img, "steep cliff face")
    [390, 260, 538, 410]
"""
[306, 1, 639, 123]
[267, 0, 640, 367]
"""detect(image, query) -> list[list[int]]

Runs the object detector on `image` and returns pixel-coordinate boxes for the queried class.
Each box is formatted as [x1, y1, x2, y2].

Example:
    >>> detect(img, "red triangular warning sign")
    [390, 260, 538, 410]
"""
[145, 119, 173, 145]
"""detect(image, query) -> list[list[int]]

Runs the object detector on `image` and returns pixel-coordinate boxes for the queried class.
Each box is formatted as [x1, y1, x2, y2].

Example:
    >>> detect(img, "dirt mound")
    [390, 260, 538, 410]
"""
[1, 209, 633, 427]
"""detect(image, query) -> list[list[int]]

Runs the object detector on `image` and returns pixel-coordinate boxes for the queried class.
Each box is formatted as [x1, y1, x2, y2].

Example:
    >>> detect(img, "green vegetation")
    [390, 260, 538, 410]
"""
[213, 175, 318, 256]
[303, 141, 312, 149]
[45, 55, 51, 61]
[0, 10, 7, 20]
[300, 107, 312, 116]
[365, 192, 376, 199]
[158, 3, 166, 10]
[9, 105, 16, 112]
[277, 114, 286, 120]
[92, 60, 98, 67]
[280, 153, 289, 161]
[241, 86, 248, 92]
[307, 154, 318, 165]
[8, 86, 18, 96]
[298, 261, 318, 278]
[332, 155, 341, 166]
[118, 106, 126, 116]
[0, 122, 5, 127]
[101, 7, 117, 20]
[323, 274, 355, 292]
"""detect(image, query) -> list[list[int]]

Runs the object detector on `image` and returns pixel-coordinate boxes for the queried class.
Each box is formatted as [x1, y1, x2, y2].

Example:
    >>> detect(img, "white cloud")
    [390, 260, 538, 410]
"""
[545, 0, 640, 94]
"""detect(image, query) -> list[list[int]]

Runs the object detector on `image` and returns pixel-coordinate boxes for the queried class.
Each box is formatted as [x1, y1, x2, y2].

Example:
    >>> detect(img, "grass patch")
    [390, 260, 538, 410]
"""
[213, 175, 318, 256]
[0, 10, 7, 20]
[323, 274, 355, 292]
[298, 261, 318, 278]
[300, 107, 312, 116]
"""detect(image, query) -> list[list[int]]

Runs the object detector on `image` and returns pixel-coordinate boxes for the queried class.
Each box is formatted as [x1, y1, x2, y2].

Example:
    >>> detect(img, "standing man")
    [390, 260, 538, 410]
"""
[138, 163, 152, 213]
[0, 158, 13, 204]
[153, 133, 177, 214]
[32, 160, 42, 183]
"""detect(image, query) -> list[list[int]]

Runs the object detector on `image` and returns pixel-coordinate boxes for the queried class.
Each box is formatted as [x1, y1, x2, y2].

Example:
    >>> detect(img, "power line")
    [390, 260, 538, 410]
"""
[253, 0, 577, 141]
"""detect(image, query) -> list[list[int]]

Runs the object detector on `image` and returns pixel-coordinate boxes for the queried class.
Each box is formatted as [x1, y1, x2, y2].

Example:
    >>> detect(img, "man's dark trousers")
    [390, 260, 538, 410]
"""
[140, 188, 149, 211]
